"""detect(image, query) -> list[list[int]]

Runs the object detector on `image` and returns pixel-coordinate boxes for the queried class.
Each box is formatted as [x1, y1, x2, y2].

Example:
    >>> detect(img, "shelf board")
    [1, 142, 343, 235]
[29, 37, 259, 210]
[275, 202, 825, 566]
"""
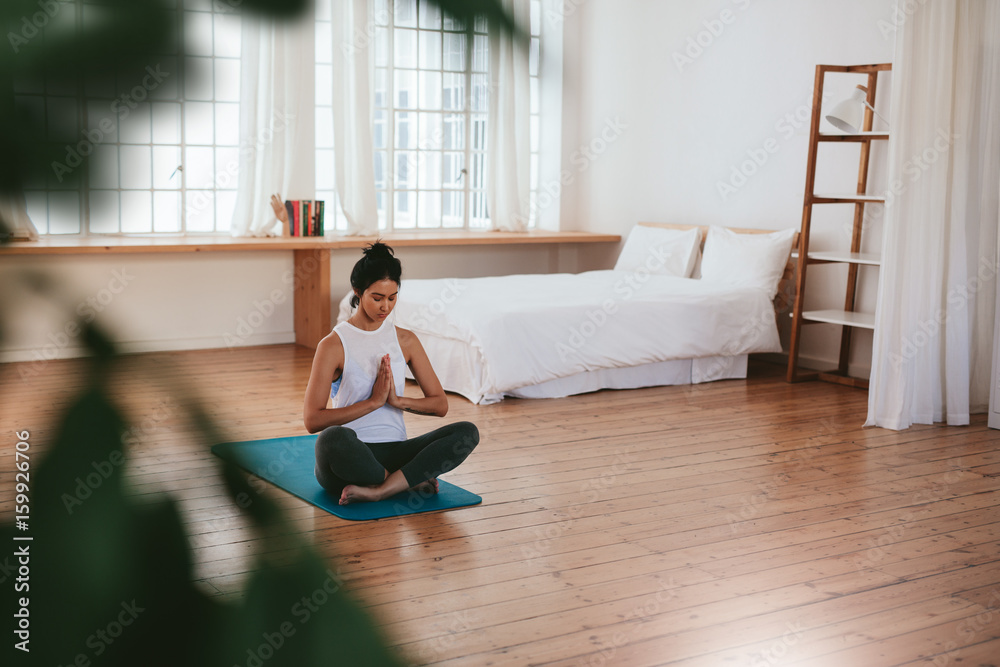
[811, 193, 886, 204]
[818, 131, 889, 142]
[799, 309, 876, 329]
[806, 250, 882, 265]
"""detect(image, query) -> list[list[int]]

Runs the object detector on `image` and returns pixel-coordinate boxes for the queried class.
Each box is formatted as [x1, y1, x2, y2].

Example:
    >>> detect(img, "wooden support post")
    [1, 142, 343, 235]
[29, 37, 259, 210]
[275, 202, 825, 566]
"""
[293, 249, 331, 349]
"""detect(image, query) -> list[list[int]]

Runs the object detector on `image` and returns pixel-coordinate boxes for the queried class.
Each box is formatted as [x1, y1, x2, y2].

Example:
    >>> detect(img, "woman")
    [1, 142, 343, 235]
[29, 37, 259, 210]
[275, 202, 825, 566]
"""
[303, 241, 479, 505]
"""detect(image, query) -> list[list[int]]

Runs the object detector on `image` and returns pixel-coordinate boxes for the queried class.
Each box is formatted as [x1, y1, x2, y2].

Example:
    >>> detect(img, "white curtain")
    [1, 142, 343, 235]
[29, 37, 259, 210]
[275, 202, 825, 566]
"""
[487, 0, 531, 232]
[328, 0, 379, 235]
[866, 0, 1000, 429]
[0, 192, 39, 240]
[231, 14, 316, 237]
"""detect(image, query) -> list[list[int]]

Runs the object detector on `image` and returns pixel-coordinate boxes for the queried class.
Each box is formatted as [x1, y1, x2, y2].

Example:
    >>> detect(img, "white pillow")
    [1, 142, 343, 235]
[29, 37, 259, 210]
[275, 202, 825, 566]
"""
[699, 226, 796, 298]
[613, 225, 701, 278]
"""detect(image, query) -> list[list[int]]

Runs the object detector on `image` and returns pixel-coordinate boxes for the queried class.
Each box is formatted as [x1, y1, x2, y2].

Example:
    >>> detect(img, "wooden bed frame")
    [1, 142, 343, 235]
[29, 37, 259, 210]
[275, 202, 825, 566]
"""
[636, 222, 799, 318]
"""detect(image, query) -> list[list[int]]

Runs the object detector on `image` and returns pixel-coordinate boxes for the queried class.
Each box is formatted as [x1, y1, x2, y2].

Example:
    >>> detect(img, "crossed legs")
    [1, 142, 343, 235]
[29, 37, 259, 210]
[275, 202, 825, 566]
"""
[314, 421, 479, 505]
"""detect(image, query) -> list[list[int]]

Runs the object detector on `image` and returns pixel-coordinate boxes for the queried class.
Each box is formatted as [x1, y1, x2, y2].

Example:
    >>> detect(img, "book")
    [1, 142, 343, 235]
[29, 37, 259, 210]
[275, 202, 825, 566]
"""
[282, 199, 326, 237]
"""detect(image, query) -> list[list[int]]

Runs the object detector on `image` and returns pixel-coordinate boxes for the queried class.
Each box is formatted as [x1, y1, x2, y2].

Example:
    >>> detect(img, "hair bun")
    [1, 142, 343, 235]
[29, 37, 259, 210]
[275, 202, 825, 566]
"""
[363, 240, 394, 260]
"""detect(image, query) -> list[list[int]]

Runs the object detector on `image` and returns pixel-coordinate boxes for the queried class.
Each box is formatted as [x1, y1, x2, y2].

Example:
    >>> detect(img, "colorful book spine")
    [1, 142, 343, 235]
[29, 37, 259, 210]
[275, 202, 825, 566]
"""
[284, 200, 294, 237]
[282, 199, 326, 236]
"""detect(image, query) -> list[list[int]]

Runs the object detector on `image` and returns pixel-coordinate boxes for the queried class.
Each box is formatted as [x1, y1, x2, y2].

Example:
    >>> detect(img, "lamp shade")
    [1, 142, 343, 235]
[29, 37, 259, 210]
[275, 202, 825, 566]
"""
[825, 85, 869, 133]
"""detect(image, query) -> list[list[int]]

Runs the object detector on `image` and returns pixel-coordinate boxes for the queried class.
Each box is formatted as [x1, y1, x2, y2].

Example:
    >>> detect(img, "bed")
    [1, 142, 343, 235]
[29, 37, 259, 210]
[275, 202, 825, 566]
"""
[336, 223, 798, 404]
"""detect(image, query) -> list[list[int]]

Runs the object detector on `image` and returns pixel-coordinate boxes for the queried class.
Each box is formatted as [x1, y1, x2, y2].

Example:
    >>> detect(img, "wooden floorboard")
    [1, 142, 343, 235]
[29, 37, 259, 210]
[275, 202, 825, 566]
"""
[2, 345, 999, 666]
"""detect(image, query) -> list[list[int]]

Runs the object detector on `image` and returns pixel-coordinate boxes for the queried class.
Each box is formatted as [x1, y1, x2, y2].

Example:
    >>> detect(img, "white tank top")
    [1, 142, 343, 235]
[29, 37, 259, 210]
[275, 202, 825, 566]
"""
[330, 316, 407, 443]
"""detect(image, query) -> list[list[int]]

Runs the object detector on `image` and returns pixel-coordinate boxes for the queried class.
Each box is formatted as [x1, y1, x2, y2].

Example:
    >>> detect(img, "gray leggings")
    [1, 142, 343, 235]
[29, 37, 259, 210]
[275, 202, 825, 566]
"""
[314, 421, 479, 496]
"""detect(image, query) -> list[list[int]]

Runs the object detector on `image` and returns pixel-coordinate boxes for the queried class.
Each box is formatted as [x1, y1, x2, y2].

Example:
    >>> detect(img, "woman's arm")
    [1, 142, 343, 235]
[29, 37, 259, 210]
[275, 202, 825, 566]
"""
[388, 327, 448, 417]
[302, 333, 390, 433]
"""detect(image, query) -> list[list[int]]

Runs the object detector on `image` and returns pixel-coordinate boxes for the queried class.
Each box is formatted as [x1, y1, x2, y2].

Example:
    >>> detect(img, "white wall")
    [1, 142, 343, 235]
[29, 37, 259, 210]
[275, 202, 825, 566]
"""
[560, 0, 896, 375]
[0, 244, 586, 364]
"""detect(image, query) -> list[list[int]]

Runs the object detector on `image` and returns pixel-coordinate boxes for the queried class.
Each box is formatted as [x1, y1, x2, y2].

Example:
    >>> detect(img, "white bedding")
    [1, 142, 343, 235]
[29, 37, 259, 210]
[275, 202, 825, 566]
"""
[338, 270, 781, 403]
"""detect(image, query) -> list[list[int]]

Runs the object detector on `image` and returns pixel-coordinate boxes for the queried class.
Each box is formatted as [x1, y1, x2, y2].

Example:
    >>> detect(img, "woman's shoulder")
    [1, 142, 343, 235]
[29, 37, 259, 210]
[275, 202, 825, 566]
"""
[394, 325, 416, 344]
[317, 329, 344, 353]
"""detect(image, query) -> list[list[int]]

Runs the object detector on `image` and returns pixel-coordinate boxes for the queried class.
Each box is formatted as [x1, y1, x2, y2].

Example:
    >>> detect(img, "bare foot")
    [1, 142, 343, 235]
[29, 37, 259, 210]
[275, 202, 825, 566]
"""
[340, 484, 383, 505]
[413, 478, 439, 495]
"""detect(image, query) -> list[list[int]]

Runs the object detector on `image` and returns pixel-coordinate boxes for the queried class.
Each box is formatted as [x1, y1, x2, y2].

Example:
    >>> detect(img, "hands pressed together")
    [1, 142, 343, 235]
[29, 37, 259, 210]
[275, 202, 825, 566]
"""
[370, 354, 402, 409]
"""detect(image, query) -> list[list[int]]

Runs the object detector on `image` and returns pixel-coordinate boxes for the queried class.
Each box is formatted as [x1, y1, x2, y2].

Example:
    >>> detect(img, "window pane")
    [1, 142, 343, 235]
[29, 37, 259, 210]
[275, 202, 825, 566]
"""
[374, 109, 388, 149]
[474, 15, 487, 33]
[530, 77, 539, 115]
[154, 191, 181, 232]
[443, 13, 466, 32]
[120, 146, 152, 189]
[216, 147, 239, 189]
[417, 190, 440, 228]
[418, 30, 441, 69]
[152, 102, 181, 143]
[315, 21, 332, 64]
[374, 151, 387, 188]
[394, 28, 417, 69]
[215, 59, 240, 102]
[394, 70, 417, 109]
[185, 56, 214, 100]
[529, 37, 539, 76]
[443, 152, 464, 188]
[215, 103, 239, 145]
[316, 64, 333, 106]
[469, 191, 489, 229]
[419, 71, 441, 110]
[149, 57, 179, 101]
[185, 146, 215, 189]
[443, 72, 464, 111]
[215, 12, 241, 57]
[374, 27, 388, 67]
[471, 73, 488, 112]
[394, 191, 415, 228]
[473, 34, 488, 73]
[471, 152, 486, 188]
[471, 113, 487, 150]
[417, 112, 441, 151]
[185, 11, 214, 56]
[418, 151, 440, 189]
[316, 148, 335, 190]
[316, 106, 334, 148]
[121, 191, 152, 233]
[90, 145, 119, 189]
[47, 97, 78, 142]
[87, 100, 118, 144]
[442, 191, 463, 227]
[374, 0, 389, 25]
[395, 0, 416, 27]
[530, 114, 539, 153]
[153, 146, 182, 189]
[394, 111, 415, 149]
[25, 191, 47, 231]
[120, 103, 151, 144]
[186, 191, 215, 231]
[374, 68, 387, 107]
[419, 0, 441, 29]
[531, 0, 541, 36]
[216, 190, 236, 232]
[89, 191, 119, 234]
[395, 151, 416, 188]
[443, 32, 466, 71]
[443, 113, 464, 149]
[185, 102, 214, 144]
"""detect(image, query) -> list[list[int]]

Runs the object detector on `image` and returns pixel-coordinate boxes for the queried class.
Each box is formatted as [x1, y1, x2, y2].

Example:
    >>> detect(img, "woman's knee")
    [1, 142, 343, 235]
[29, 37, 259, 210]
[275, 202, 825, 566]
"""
[452, 421, 479, 453]
[315, 425, 357, 459]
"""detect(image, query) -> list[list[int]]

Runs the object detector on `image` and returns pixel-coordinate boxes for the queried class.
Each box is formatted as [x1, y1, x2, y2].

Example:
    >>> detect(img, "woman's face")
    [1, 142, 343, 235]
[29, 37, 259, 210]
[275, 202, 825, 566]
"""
[357, 278, 399, 323]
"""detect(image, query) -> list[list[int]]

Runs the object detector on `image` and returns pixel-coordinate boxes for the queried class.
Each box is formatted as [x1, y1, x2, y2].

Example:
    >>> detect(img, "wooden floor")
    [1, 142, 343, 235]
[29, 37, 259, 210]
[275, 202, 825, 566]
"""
[3, 345, 1000, 666]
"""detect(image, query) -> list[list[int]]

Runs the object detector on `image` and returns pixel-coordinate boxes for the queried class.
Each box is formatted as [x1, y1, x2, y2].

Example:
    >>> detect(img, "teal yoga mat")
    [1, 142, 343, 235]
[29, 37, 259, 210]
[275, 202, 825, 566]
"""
[211, 434, 482, 521]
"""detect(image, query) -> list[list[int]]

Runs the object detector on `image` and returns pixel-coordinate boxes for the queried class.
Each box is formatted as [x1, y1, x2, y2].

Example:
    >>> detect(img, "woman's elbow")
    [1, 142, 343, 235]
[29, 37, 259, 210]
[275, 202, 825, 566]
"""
[303, 411, 320, 434]
[437, 396, 449, 417]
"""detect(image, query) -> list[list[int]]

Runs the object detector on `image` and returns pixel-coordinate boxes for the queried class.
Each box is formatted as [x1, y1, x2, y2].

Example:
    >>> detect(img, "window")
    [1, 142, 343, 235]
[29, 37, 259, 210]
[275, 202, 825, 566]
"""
[315, 0, 541, 232]
[20, 0, 241, 235]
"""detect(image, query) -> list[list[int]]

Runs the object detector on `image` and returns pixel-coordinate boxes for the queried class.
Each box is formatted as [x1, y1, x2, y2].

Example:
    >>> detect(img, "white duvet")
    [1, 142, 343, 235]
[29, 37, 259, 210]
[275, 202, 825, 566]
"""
[342, 270, 781, 396]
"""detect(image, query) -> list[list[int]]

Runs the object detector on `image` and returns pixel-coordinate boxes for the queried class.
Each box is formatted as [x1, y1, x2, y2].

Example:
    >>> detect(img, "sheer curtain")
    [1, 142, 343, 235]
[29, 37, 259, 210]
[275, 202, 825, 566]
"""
[487, 0, 531, 232]
[866, 0, 1000, 429]
[231, 13, 316, 237]
[327, 0, 379, 235]
[0, 192, 39, 240]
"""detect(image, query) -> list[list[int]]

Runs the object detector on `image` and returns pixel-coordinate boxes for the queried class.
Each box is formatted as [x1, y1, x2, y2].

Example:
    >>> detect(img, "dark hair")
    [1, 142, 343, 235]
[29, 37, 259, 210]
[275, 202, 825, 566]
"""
[350, 241, 402, 308]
